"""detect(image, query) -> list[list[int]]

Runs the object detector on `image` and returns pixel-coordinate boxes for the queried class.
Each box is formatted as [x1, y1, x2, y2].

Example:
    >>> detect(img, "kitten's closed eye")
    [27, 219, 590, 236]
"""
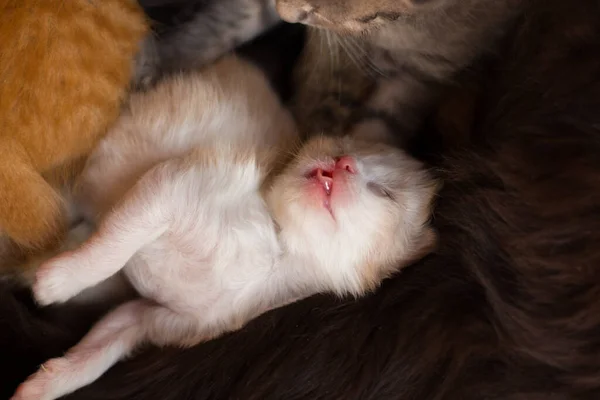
[367, 181, 395, 200]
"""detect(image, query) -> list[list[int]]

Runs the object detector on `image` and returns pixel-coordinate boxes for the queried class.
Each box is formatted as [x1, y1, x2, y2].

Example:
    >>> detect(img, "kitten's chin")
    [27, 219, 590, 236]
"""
[268, 188, 337, 240]
[303, 184, 335, 219]
[302, 176, 356, 221]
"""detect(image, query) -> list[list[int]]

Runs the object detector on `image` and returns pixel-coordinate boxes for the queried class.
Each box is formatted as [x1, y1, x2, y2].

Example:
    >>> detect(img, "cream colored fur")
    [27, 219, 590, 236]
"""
[12, 56, 437, 400]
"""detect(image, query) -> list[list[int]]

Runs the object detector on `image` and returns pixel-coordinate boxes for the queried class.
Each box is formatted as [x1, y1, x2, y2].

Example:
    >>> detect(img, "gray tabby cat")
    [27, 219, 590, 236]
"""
[139, 0, 523, 141]
[277, 0, 523, 142]
[136, 0, 280, 88]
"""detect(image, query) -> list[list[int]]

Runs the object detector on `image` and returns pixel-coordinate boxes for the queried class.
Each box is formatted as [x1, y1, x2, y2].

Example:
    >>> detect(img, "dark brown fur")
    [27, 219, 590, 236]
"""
[2, 0, 600, 398]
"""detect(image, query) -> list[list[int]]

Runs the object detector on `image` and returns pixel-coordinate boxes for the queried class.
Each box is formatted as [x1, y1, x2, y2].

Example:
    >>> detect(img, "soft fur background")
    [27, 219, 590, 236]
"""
[2, 0, 600, 398]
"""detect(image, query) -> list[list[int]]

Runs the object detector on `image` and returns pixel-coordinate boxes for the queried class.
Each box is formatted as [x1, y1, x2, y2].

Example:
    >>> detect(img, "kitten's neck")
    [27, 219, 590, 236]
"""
[272, 229, 377, 299]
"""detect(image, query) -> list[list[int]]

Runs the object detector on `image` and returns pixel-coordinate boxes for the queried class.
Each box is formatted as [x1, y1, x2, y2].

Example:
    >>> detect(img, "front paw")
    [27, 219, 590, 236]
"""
[33, 257, 83, 306]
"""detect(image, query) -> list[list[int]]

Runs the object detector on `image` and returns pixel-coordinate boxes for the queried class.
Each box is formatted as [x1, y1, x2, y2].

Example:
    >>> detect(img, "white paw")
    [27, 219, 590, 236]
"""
[33, 257, 83, 306]
[11, 358, 68, 400]
[11, 376, 48, 400]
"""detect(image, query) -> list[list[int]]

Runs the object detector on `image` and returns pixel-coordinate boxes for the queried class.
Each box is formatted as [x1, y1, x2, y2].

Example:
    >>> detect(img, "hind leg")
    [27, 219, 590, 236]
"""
[11, 300, 203, 400]
[142, 305, 208, 348]
[11, 300, 149, 400]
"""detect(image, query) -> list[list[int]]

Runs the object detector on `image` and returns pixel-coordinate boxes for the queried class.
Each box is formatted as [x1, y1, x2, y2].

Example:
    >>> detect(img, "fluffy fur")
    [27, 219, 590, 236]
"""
[0, 0, 148, 251]
[136, 0, 521, 142]
[278, 0, 522, 141]
[11, 56, 436, 400]
[2, 0, 599, 399]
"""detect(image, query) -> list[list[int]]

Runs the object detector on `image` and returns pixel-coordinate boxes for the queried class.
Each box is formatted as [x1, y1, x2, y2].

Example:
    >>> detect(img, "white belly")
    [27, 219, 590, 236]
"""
[123, 186, 280, 318]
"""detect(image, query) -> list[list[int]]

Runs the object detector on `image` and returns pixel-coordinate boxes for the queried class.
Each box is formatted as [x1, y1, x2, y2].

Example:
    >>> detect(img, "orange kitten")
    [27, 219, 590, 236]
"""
[0, 0, 148, 252]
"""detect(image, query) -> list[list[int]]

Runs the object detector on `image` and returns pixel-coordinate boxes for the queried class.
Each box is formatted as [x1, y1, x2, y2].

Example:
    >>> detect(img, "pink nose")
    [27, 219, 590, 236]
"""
[335, 156, 357, 174]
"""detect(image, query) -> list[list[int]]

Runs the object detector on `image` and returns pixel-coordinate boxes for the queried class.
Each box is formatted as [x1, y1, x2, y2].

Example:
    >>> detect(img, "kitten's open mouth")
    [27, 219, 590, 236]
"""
[306, 168, 333, 195]
[305, 156, 357, 218]
[306, 167, 335, 217]
[305, 156, 356, 192]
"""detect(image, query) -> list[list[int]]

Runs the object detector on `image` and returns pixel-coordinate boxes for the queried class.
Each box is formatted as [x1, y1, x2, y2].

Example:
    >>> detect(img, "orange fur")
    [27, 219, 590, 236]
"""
[0, 0, 148, 251]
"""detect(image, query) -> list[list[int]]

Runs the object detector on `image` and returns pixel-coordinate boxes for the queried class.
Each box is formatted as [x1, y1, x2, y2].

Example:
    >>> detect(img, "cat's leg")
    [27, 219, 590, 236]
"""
[135, 0, 281, 88]
[348, 78, 409, 143]
[33, 166, 173, 306]
[349, 75, 435, 145]
[11, 300, 148, 400]
[11, 300, 205, 400]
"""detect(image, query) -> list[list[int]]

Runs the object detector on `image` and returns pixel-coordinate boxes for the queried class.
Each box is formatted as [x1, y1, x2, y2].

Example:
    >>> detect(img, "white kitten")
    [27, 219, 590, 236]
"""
[12, 56, 437, 400]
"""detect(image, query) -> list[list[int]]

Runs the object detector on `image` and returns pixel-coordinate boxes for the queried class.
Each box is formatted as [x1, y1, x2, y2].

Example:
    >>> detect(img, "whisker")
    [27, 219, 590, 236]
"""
[341, 35, 389, 78]
[325, 30, 336, 79]
[334, 35, 367, 76]
[334, 34, 376, 78]
[348, 35, 390, 77]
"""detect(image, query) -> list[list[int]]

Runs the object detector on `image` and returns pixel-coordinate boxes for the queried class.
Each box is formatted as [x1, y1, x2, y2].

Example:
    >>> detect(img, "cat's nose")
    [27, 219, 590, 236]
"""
[276, 1, 315, 23]
[335, 156, 357, 174]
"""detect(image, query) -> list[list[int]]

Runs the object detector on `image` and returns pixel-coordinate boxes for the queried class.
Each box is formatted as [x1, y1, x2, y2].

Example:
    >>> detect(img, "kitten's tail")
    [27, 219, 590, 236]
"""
[0, 149, 65, 251]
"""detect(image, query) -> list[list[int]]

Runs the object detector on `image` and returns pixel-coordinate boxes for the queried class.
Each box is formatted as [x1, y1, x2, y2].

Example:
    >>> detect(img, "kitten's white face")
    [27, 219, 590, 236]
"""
[267, 135, 437, 293]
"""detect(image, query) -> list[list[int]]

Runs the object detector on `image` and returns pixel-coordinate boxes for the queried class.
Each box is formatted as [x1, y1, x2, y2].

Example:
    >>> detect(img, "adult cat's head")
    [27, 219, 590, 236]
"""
[276, 0, 447, 34]
[266, 135, 438, 294]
